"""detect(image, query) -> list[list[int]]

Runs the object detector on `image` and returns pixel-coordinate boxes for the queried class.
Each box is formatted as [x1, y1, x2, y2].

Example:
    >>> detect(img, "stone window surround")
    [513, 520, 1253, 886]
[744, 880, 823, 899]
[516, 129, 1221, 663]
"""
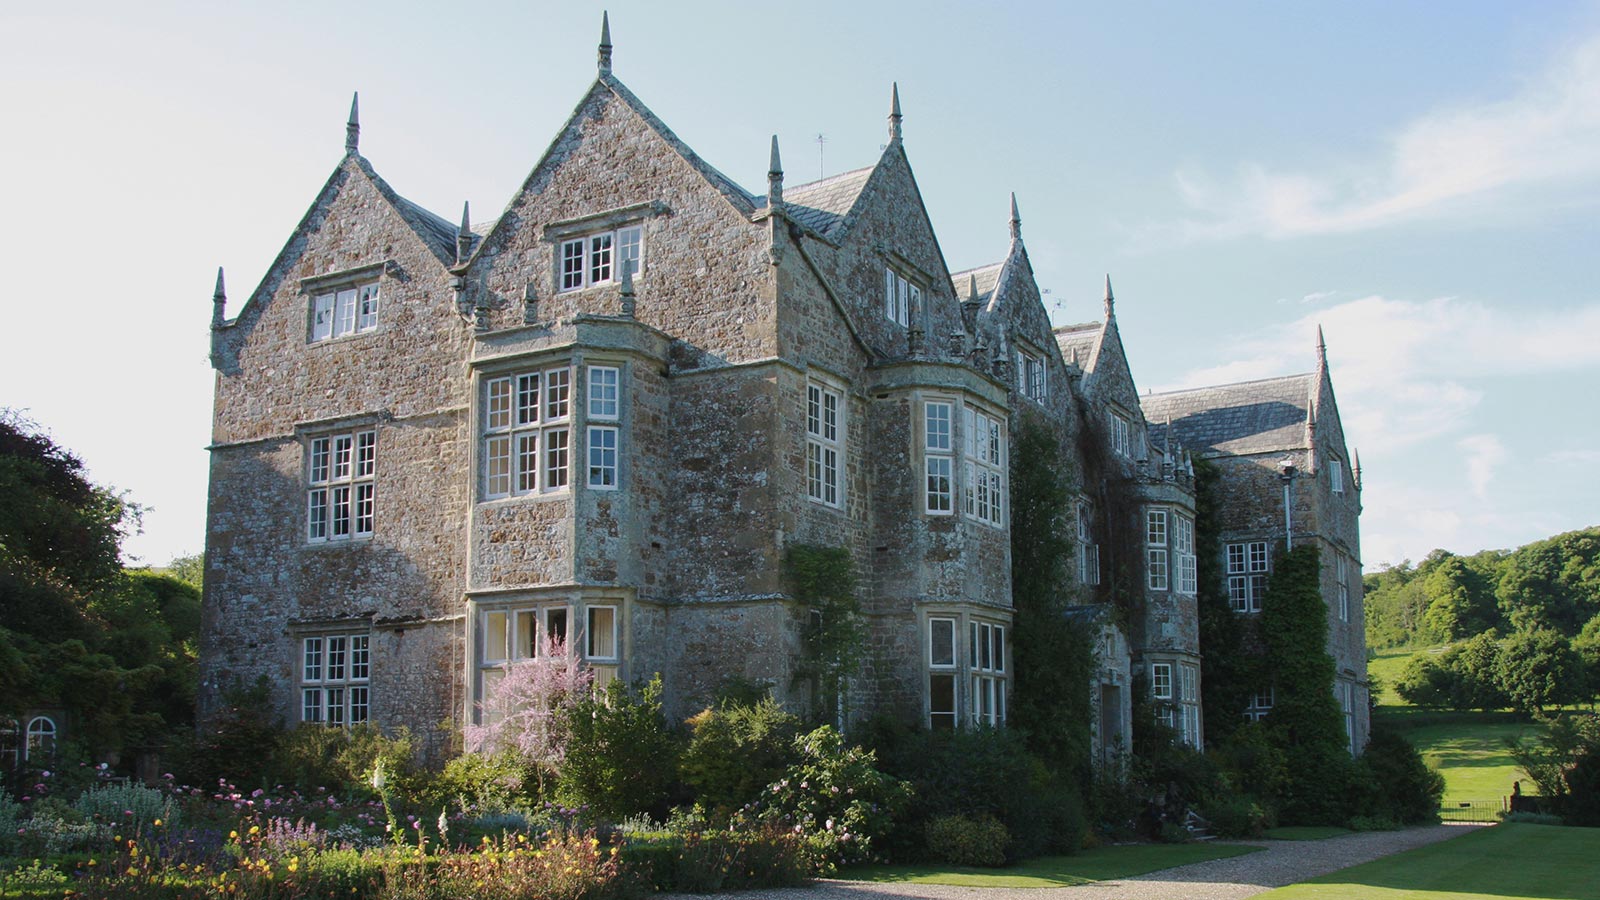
[924, 608, 1010, 731]
[468, 593, 627, 723]
[1108, 407, 1134, 458]
[1245, 685, 1274, 722]
[806, 378, 845, 509]
[922, 398, 955, 515]
[963, 403, 1006, 528]
[1227, 539, 1271, 613]
[877, 248, 933, 331]
[300, 261, 395, 345]
[1078, 498, 1101, 585]
[542, 201, 668, 294]
[1017, 343, 1047, 403]
[300, 420, 378, 545]
[292, 621, 372, 728]
[1329, 454, 1344, 493]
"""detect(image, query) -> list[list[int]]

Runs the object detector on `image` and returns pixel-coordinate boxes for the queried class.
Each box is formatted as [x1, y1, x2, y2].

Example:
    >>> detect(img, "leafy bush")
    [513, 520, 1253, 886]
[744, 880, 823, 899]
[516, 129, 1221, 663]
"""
[560, 676, 680, 822]
[273, 723, 417, 801]
[1508, 711, 1600, 825]
[466, 640, 593, 794]
[73, 781, 177, 835]
[746, 725, 910, 869]
[1201, 796, 1268, 838]
[1357, 727, 1444, 824]
[924, 814, 1008, 867]
[867, 721, 1084, 860]
[1495, 629, 1587, 714]
[0, 788, 20, 855]
[669, 828, 812, 891]
[680, 694, 801, 818]
[429, 750, 534, 816]
[1501, 810, 1563, 825]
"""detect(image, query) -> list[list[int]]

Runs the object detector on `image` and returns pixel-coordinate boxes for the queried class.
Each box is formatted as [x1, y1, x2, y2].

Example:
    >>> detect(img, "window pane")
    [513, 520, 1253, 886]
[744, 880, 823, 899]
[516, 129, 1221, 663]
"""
[355, 484, 374, 535]
[516, 433, 539, 494]
[925, 402, 952, 451]
[357, 283, 380, 331]
[356, 431, 376, 478]
[929, 673, 955, 729]
[331, 486, 351, 537]
[517, 374, 541, 425]
[993, 626, 1005, 673]
[561, 239, 585, 290]
[349, 686, 369, 723]
[334, 288, 358, 337]
[312, 293, 334, 341]
[485, 612, 509, 662]
[929, 618, 955, 667]
[307, 489, 328, 541]
[587, 606, 617, 659]
[333, 435, 353, 480]
[302, 689, 322, 723]
[588, 366, 619, 419]
[515, 611, 537, 659]
[486, 435, 512, 497]
[590, 233, 613, 283]
[309, 438, 330, 484]
[926, 457, 951, 512]
[304, 638, 323, 682]
[350, 635, 370, 680]
[546, 608, 569, 649]
[588, 426, 618, 488]
[617, 227, 642, 278]
[327, 636, 347, 681]
[545, 368, 570, 420]
[545, 428, 569, 489]
[487, 378, 513, 431]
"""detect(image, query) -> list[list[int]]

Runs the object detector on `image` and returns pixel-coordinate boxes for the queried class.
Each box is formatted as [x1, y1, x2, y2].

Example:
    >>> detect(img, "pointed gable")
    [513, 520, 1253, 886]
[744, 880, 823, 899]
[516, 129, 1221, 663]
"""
[1143, 373, 1318, 457]
[780, 167, 875, 239]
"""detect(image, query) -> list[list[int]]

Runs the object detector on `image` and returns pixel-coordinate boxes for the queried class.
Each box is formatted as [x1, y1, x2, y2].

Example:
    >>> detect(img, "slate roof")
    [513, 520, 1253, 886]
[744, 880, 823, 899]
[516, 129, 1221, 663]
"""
[1142, 373, 1315, 456]
[1053, 322, 1101, 369]
[393, 195, 465, 262]
[949, 262, 1002, 304]
[779, 167, 875, 238]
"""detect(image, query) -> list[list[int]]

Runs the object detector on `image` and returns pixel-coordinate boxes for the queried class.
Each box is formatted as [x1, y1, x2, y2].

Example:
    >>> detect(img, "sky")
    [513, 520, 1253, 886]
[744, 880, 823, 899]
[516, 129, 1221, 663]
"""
[1, 1, 1597, 571]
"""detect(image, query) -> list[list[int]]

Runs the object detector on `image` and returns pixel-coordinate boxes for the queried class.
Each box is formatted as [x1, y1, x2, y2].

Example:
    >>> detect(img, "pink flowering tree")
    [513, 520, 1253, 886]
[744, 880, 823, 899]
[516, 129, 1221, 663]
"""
[463, 638, 593, 792]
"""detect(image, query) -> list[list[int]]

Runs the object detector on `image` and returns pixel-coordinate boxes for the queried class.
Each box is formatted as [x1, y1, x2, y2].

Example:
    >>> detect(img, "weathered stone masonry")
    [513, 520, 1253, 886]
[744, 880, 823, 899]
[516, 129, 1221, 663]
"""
[200, 21, 1366, 761]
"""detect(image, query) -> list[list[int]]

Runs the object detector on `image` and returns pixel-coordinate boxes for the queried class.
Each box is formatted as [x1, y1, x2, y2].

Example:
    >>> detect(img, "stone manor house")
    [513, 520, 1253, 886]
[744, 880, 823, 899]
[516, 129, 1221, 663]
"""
[199, 21, 1369, 763]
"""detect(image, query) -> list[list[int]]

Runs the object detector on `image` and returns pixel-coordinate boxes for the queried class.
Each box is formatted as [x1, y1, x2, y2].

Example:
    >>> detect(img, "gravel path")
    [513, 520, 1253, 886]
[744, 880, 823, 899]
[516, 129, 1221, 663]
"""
[672, 824, 1483, 900]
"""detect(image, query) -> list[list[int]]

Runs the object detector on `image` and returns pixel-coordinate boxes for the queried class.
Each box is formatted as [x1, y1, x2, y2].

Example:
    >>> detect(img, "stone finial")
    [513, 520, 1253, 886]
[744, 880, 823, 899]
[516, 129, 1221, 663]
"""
[523, 282, 538, 324]
[968, 273, 979, 302]
[598, 11, 613, 74]
[1103, 274, 1116, 319]
[345, 92, 360, 155]
[888, 82, 903, 143]
[767, 135, 784, 207]
[1009, 192, 1021, 240]
[211, 266, 227, 327]
[1353, 448, 1362, 490]
[456, 201, 473, 265]
[619, 261, 637, 318]
[1316, 323, 1327, 366]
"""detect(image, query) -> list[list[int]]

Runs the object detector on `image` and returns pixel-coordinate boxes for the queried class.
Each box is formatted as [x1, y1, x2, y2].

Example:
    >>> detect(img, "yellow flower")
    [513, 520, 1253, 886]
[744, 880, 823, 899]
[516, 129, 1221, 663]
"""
[127, 867, 140, 877]
[87, 860, 97, 868]
[249, 825, 260, 835]
[230, 830, 239, 840]
[153, 819, 163, 827]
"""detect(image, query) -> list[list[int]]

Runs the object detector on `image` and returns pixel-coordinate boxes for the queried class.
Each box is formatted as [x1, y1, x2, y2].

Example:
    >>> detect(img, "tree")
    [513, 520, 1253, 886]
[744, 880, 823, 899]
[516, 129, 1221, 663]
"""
[1497, 529, 1600, 636]
[1495, 629, 1586, 714]
[1421, 555, 1497, 640]
[464, 638, 593, 794]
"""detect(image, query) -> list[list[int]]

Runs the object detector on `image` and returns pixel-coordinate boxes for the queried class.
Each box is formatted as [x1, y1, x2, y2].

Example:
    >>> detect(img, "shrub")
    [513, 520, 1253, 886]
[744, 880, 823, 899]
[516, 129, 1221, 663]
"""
[671, 828, 811, 891]
[0, 788, 20, 855]
[1201, 796, 1268, 838]
[73, 781, 177, 835]
[925, 814, 1008, 867]
[680, 694, 801, 818]
[746, 725, 910, 869]
[272, 722, 417, 802]
[560, 676, 681, 822]
[466, 638, 593, 795]
[1357, 727, 1444, 825]
[867, 721, 1084, 861]
[1501, 810, 1564, 825]
[429, 750, 535, 816]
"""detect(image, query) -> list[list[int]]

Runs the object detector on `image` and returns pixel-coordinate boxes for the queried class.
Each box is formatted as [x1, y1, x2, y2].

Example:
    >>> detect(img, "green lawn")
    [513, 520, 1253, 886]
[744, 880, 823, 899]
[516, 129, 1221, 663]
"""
[1367, 646, 1427, 707]
[838, 842, 1261, 888]
[1258, 823, 1600, 899]
[1375, 708, 1545, 804]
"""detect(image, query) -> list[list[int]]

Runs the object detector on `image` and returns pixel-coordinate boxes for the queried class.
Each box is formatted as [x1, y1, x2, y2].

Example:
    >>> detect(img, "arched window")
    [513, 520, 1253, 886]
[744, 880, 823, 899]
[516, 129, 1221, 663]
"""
[25, 716, 56, 761]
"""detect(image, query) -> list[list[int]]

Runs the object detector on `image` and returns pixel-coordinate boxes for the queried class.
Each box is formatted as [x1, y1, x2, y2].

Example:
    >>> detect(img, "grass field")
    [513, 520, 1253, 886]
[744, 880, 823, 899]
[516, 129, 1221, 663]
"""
[1258, 823, 1600, 899]
[839, 842, 1261, 887]
[1367, 645, 1429, 706]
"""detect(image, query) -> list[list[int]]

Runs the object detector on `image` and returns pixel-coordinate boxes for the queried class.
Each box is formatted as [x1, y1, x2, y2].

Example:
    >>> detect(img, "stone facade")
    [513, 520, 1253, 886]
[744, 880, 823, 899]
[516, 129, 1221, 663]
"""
[199, 26, 1365, 763]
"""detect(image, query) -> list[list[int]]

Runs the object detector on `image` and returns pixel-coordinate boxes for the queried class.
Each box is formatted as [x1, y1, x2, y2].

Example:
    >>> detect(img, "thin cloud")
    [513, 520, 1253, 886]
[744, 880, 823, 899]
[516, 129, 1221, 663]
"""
[1459, 434, 1507, 501]
[1170, 32, 1600, 240]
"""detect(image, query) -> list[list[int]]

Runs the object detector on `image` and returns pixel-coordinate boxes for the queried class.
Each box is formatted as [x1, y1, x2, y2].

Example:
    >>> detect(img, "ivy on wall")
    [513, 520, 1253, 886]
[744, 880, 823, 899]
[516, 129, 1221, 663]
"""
[1009, 411, 1094, 783]
[1074, 401, 1147, 640]
[784, 543, 864, 726]
[1193, 458, 1254, 745]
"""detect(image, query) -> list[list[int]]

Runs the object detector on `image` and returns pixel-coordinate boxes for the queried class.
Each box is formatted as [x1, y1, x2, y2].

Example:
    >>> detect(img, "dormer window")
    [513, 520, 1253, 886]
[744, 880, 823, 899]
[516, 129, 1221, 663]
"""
[884, 267, 920, 328]
[559, 225, 643, 292]
[1020, 350, 1046, 402]
[311, 281, 380, 342]
[1329, 456, 1344, 493]
[1109, 411, 1132, 457]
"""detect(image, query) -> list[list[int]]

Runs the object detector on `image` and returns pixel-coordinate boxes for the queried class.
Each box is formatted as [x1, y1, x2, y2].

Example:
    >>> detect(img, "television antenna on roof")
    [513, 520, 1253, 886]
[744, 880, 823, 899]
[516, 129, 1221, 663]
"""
[815, 133, 827, 180]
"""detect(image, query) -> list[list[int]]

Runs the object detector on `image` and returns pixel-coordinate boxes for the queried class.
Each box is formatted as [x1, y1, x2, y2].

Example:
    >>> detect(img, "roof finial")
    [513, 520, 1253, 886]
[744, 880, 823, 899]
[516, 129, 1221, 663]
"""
[888, 82, 903, 143]
[1103, 274, 1115, 319]
[1009, 192, 1021, 240]
[598, 11, 613, 75]
[1165, 411, 1173, 459]
[456, 202, 473, 265]
[1316, 323, 1327, 366]
[968, 273, 978, 302]
[767, 135, 784, 207]
[345, 92, 360, 155]
[211, 266, 227, 327]
[1352, 448, 1362, 490]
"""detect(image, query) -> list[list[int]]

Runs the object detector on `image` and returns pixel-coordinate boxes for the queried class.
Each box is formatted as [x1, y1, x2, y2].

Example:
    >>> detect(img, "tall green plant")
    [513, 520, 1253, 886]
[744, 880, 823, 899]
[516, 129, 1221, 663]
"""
[785, 544, 863, 725]
[1193, 458, 1253, 744]
[1008, 412, 1093, 783]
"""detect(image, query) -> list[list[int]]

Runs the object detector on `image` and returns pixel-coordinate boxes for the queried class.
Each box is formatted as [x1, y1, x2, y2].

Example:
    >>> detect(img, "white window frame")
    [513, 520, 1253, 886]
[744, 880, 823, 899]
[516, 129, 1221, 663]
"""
[558, 225, 644, 293]
[311, 281, 381, 342]
[1330, 456, 1344, 494]
[963, 405, 1005, 528]
[1245, 686, 1274, 722]
[587, 364, 622, 490]
[307, 430, 376, 543]
[24, 716, 56, 761]
[928, 616, 958, 730]
[1110, 411, 1132, 458]
[1176, 515, 1197, 595]
[924, 400, 954, 515]
[1179, 663, 1200, 747]
[1227, 540, 1269, 613]
[1078, 500, 1100, 585]
[300, 633, 371, 727]
[483, 365, 573, 499]
[1337, 555, 1350, 622]
[1151, 662, 1175, 728]
[1019, 349, 1046, 402]
[806, 382, 843, 508]
[884, 266, 920, 328]
[1147, 509, 1169, 591]
[970, 620, 1007, 727]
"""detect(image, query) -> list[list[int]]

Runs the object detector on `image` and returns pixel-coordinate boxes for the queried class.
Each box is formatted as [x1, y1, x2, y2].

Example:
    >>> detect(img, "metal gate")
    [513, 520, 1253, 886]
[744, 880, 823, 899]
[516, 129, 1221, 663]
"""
[1439, 800, 1504, 823]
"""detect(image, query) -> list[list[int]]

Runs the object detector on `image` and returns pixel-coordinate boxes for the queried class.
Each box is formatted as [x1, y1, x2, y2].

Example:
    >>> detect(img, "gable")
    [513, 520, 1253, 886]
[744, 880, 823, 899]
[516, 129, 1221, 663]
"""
[1143, 374, 1316, 457]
